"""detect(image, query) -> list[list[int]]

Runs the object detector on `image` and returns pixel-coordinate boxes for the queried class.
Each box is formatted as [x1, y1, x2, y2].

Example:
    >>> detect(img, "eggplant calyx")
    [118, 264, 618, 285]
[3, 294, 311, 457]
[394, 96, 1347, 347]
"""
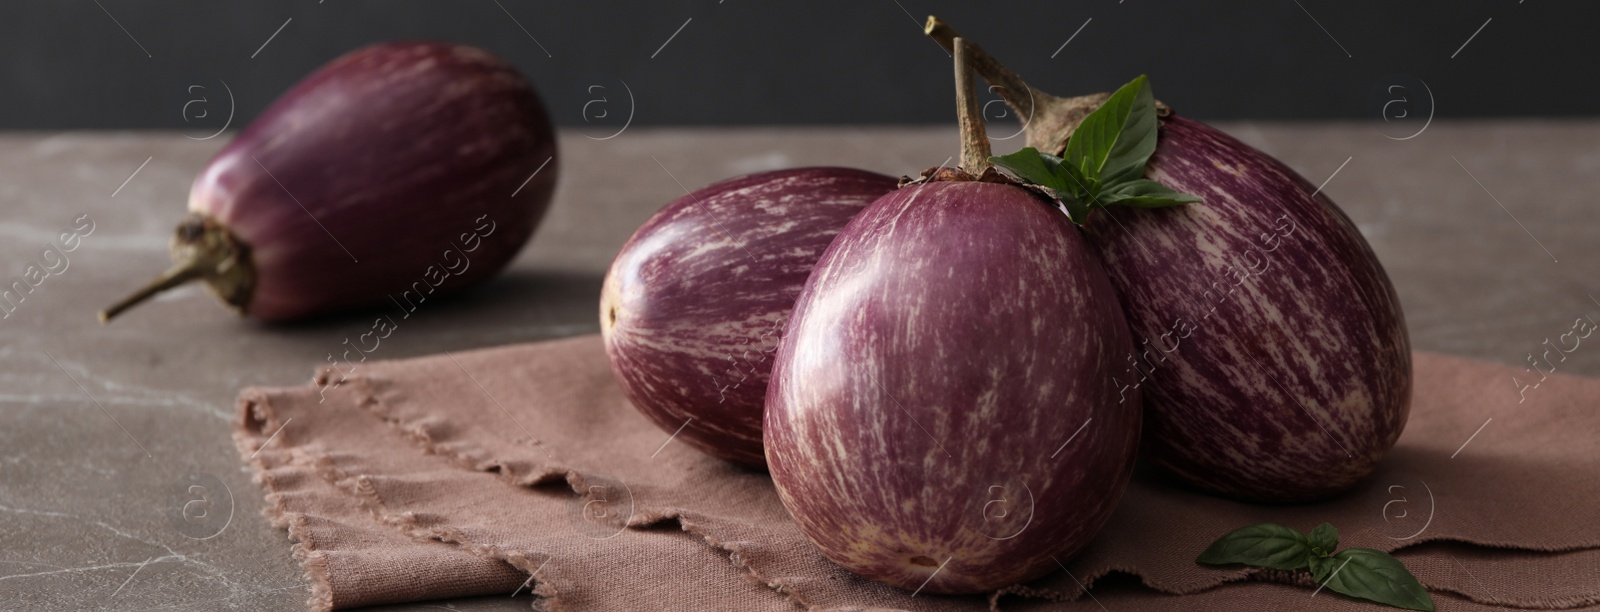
[99, 213, 255, 323]
[898, 164, 1015, 189]
[924, 16, 1173, 156]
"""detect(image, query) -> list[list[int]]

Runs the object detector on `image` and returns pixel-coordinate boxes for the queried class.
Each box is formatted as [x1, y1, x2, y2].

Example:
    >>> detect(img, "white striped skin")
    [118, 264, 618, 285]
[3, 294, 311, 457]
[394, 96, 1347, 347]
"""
[602, 168, 896, 468]
[765, 180, 1140, 594]
[1083, 116, 1412, 502]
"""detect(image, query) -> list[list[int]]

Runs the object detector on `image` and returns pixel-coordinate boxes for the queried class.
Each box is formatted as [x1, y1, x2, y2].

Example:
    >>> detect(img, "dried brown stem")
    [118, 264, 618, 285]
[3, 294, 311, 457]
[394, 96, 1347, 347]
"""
[98, 259, 209, 322]
[924, 15, 1170, 156]
[927, 17, 1046, 126]
[953, 38, 991, 176]
[99, 213, 254, 322]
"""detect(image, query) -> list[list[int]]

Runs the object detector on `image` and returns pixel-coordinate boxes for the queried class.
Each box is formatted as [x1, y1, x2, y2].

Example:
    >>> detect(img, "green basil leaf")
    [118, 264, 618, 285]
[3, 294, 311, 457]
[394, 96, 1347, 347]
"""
[1308, 522, 1339, 557]
[1066, 75, 1157, 186]
[989, 148, 1071, 193]
[990, 76, 1199, 225]
[1320, 548, 1435, 611]
[1053, 157, 1100, 204]
[1196, 523, 1312, 571]
[1309, 553, 1337, 583]
[1099, 179, 1201, 208]
[1052, 188, 1091, 225]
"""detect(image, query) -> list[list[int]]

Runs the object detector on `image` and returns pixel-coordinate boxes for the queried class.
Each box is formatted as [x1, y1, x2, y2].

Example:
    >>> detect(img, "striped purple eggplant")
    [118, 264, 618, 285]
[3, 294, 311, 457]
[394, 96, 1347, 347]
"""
[1082, 115, 1412, 502]
[919, 19, 1412, 503]
[102, 42, 556, 322]
[764, 178, 1141, 593]
[600, 168, 897, 468]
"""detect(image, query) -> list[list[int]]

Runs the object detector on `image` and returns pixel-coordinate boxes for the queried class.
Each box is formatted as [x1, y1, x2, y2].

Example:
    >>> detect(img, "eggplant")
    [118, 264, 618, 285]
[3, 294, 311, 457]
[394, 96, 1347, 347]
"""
[763, 40, 1140, 593]
[1083, 116, 1411, 502]
[926, 18, 1410, 502]
[101, 41, 557, 322]
[600, 167, 897, 468]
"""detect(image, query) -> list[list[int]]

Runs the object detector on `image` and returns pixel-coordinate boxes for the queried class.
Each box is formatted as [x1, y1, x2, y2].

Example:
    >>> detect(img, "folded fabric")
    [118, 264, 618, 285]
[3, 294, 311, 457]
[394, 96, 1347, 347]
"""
[234, 335, 1600, 610]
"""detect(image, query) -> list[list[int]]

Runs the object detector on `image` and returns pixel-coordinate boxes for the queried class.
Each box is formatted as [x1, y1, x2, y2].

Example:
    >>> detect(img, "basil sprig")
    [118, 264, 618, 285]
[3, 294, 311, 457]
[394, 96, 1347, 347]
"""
[988, 75, 1199, 224]
[1198, 522, 1435, 611]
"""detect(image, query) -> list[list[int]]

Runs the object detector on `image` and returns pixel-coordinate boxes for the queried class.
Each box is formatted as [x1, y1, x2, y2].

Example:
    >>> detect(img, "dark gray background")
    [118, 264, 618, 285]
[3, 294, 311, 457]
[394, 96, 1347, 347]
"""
[0, 0, 1592, 130]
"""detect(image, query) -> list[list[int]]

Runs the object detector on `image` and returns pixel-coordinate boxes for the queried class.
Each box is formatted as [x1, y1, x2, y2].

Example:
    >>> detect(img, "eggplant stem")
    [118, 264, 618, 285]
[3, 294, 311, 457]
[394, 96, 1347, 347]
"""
[99, 213, 254, 323]
[928, 16, 1055, 130]
[925, 15, 1172, 155]
[98, 259, 210, 323]
[953, 38, 992, 176]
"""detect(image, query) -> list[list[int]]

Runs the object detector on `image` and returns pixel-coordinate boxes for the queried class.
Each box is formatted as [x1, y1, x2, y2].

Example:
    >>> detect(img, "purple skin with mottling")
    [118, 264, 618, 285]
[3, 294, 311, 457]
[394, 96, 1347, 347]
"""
[765, 180, 1141, 594]
[601, 168, 897, 468]
[191, 42, 556, 321]
[1083, 115, 1412, 503]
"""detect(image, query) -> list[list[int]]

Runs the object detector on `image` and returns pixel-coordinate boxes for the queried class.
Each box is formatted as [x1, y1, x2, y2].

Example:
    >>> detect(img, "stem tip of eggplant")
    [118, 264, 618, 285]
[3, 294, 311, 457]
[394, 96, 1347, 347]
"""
[99, 213, 254, 323]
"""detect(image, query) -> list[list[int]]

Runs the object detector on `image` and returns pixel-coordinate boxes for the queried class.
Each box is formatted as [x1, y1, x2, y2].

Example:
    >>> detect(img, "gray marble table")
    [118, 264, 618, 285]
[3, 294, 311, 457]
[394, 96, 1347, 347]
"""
[2, 122, 1597, 610]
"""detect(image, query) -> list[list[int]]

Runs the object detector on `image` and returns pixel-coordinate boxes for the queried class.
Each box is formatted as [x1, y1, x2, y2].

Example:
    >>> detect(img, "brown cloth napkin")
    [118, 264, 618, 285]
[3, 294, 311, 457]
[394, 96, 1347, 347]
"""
[234, 335, 1600, 611]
